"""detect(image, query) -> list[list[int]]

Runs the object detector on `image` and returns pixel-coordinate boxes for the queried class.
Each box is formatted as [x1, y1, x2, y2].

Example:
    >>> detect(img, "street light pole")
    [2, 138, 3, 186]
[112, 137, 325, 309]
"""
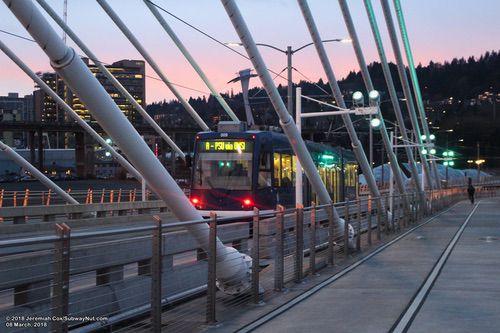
[287, 46, 293, 117]
[229, 39, 349, 118]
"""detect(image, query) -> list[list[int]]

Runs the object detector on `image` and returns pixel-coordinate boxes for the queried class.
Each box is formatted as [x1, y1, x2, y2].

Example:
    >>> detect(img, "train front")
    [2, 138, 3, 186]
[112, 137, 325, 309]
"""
[189, 131, 274, 217]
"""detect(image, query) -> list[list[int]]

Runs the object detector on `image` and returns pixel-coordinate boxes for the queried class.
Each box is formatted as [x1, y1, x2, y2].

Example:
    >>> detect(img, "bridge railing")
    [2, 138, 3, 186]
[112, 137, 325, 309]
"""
[0, 188, 159, 208]
[0, 185, 498, 331]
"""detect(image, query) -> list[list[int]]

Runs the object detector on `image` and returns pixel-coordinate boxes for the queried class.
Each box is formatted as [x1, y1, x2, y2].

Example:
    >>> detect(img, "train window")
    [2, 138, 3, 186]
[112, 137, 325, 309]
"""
[258, 153, 272, 188]
[193, 152, 253, 190]
[273, 153, 281, 187]
[281, 154, 293, 187]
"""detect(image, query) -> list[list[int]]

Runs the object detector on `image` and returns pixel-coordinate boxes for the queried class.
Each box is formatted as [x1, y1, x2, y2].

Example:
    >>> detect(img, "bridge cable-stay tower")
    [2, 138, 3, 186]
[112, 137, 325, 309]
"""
[37, 0, 186, 161]
[97, 0, 210, 132]
[393, 0, 442, 189]
[379, 0, 434, 190]
[363, 0, 425, 203]
[338, 0, 411, 210]
[3, 0, 252, 294]
[296, 0, 384, 208]
[0, 39, 143, 181]
[144, 0, 240, 123]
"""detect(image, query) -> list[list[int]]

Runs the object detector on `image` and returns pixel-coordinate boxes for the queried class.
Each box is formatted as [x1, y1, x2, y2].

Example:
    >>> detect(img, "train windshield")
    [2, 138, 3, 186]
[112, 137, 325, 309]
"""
[193, 139, 254, 190]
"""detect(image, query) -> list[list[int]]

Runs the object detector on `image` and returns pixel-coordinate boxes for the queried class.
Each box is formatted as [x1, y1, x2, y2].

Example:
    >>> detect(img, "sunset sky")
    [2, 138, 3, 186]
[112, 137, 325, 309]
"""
[0, 0, 499, 104]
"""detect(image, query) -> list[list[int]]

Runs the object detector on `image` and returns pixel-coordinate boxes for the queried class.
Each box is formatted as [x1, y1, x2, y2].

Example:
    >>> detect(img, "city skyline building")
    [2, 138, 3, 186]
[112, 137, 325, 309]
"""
[34, 58, 145, 126]
[0, 92, 34, 148]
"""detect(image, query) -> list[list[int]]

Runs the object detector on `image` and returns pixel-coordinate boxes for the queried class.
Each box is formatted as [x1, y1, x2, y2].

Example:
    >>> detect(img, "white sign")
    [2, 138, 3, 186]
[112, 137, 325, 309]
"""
[353, 106, 378, 115]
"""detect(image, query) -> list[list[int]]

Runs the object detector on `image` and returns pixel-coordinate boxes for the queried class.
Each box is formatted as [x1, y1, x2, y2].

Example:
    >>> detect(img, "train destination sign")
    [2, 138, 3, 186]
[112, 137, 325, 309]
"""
[200, 140, 253, 152]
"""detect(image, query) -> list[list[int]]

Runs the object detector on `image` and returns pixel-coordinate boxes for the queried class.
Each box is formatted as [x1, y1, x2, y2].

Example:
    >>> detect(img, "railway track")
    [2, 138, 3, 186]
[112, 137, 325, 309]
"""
[236, 200, 488, 333]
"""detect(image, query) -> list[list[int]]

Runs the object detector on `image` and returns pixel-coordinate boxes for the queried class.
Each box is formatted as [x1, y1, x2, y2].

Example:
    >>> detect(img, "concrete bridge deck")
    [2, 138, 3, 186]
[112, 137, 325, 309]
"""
[232, 197, 500, 333]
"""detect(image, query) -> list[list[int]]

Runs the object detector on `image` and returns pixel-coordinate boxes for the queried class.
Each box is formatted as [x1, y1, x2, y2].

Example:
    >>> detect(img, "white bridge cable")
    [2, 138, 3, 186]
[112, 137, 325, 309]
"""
[297, 0, 383, 204]
[363, 0, 424, 200]
[393, 0, 441, 189]
[0, 38, 143, 181]
[380, 0, 433, 190]
[337, 0, 410, 210]
[219, 0, 348, 238]
[96, 0, 210, 132]
[143, 0, 239, 123]
[36, 0, 185, 160]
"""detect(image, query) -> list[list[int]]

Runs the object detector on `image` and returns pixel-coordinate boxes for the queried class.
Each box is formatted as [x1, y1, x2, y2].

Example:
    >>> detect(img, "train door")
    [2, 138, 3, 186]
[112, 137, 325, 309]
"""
[273, 151, 295, 207]
[255, 142, 274, 210]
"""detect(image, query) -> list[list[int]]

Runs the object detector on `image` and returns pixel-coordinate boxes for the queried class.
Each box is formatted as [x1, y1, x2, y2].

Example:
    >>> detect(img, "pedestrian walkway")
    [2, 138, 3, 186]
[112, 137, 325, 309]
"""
[240, 198, 500, 333]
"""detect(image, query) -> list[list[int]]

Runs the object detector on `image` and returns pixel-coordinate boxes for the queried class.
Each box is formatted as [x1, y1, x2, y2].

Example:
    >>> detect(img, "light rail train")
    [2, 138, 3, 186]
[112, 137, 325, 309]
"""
[189, 129, 358, 216]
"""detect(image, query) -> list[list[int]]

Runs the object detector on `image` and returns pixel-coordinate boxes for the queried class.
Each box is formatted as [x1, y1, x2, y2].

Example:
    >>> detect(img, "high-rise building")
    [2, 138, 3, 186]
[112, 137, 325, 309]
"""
[34, 58, 146, 125]
[0, 92, 34, 147]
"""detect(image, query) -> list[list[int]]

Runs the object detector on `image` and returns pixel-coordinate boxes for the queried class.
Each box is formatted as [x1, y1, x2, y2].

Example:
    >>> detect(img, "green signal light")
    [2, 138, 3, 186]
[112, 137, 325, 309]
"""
[448, 151, 455, 157]
[322, 155, 335, 160]
[219, 161, 225, 167]
[226, 162, 232, 167]
[443, 151, 448, 157]
[443, 161, 449, 166]
[449, 161, 455, 166]
[422, 149, 428, 155]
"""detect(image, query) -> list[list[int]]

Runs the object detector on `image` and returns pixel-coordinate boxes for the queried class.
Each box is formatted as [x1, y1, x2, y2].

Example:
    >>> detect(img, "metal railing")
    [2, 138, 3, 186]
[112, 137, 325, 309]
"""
[0, 185, 498, 332]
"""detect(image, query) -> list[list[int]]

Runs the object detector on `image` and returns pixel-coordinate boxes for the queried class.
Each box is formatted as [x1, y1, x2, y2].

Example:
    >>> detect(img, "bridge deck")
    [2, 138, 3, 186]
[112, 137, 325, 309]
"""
[235, 198, 500, 333]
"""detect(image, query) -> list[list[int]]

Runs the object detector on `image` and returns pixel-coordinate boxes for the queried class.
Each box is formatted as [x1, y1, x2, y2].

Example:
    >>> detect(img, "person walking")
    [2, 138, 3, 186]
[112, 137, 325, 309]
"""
[467, 178, 475, 204]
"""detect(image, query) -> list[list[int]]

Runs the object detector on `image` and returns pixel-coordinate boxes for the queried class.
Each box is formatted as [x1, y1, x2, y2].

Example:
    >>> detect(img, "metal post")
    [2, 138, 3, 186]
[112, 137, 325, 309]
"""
[151, 216, 162, 332]
[385, 195, 391, 233]
[52, 223, 70, 333]
[412, 192, 417, 223]
[295, 88, 303, 206]
[206, 212, 217, 324]
[367, 196, 372, 245]
[376, 197, 382, 240]
[274, 205, 285, 291]
[356, 199, 361, 251]
[252, 208, 260, 304]
[295, 205, 304, 283]
[344, 201, 350, 258]
[287, 46, 293, 117]
[395, 194, 400, 231]
[309, 203, 317, 276]
[142, 178, 147, 202]
[327, 203, 335, 266]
